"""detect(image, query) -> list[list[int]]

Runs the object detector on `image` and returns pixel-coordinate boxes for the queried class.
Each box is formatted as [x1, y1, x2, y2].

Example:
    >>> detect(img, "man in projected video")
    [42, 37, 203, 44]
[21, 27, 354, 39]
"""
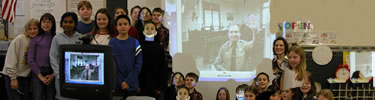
[80, 63, 95, 80]
[214, 25, 254, 71]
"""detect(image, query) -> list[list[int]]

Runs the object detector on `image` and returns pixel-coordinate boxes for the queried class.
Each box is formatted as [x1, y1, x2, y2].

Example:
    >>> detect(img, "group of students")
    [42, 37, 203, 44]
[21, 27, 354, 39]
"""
[210, 37, 335, 100]
[0, 1, 338, 100]
[168, 72, 202, 100]
[2, 1, 171, 100]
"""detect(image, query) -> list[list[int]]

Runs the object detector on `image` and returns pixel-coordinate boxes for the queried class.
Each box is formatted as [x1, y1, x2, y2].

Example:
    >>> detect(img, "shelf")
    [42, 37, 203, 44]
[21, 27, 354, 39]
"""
[333, 96, 350, 99]
[333, 89, 375, 92]
[349, 96, 375, 99]
[330, 82, 374, 99]
[334, 96, 375, 99]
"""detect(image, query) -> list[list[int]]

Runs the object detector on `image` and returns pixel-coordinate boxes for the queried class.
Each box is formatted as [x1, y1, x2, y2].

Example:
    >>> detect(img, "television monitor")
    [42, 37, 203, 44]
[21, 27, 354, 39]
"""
[59, 44, 115, 100]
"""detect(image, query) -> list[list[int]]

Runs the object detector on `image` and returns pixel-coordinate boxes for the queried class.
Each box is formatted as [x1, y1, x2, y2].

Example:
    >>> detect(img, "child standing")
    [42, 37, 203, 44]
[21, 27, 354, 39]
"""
[152, 8, 169, 51]
[281, 45, 306, 90]
[253, 72, 273, 100]
[134, 7, 152, 41]
[130, 5, 141, 26]
[113, 7, 139, 40]
[50, 12, 81, 100]
[281, 88, 299, 100]
[76, 1, 94, 34]
[114, 7, 128, 19]
[28, 13, 56, 100]
[109, 15, 142, 99]
[185, 72, 202, 100]
[2, 19, 39, 100]
[216, 87, 230, 100]
[269, 91, 281, 100]
[138, 21, 168, 98]
[244, 86, 257, 100]
[90, 8, 115, 45]
[176, 87, 190, 100]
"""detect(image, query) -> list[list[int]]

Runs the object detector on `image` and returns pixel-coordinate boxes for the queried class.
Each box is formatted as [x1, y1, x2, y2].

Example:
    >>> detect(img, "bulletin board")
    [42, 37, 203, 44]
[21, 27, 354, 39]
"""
[8, 0, 107, 38]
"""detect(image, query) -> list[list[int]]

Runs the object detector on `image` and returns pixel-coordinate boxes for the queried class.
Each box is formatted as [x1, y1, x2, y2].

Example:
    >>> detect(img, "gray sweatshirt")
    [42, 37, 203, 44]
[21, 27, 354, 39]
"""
[49, 32, 81, 78]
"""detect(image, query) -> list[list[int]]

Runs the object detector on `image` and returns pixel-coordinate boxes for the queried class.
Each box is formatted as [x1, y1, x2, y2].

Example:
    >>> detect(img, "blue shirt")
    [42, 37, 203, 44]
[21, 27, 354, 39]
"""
[77, 20, 94, 34]
[109, 37, 142, 91]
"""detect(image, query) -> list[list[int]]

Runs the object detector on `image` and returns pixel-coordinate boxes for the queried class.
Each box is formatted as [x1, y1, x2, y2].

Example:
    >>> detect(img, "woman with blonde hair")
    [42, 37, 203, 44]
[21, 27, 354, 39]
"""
[2, 18, 39, 100]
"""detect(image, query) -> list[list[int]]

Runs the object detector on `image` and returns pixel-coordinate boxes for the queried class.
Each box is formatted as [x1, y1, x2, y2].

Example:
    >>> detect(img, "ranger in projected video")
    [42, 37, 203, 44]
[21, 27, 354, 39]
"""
[213, 25, 254, 71]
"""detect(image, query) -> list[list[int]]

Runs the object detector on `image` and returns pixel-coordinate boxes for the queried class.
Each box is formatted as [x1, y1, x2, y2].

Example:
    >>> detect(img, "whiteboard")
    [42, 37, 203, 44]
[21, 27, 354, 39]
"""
[67, 0, 106, 19]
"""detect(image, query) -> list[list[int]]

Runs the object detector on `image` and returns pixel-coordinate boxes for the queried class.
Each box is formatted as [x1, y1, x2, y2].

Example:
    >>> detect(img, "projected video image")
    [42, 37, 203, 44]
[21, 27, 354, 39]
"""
[64, 52, 104, 85]
[168, 0, 273, 82]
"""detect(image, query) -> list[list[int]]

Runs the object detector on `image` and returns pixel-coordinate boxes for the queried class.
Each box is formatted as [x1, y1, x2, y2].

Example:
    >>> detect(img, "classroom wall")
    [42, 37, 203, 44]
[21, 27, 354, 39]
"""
[10, 0, 375, 99]
[127, 0, 162, 12]
[181, 0, 375, 99]
[270, 0, 375, 46]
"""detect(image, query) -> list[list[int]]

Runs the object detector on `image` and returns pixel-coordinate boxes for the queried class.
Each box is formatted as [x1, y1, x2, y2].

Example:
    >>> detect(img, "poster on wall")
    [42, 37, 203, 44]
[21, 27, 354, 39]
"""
[12, 0, 25, 38]
[67, 0, 105, 19]
[285, 32, 337, 45]
[29, 0, 65, 32]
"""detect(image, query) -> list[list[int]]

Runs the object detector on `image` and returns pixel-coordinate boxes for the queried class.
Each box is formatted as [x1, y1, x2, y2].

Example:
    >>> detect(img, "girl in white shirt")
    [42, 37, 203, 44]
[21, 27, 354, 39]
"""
[90, 8, 116, 45]
[2, 19, 39, 100]
[282, 45, 306, 90]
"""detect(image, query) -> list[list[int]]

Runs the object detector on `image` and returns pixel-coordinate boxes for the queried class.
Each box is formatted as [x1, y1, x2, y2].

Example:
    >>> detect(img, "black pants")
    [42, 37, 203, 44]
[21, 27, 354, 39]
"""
[4, 76, 31, 100]
[139, 88, 158, 98]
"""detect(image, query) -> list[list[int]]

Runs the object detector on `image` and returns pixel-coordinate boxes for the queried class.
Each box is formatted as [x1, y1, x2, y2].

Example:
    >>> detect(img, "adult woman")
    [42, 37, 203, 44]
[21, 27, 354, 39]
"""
[271, 37, 288, 90]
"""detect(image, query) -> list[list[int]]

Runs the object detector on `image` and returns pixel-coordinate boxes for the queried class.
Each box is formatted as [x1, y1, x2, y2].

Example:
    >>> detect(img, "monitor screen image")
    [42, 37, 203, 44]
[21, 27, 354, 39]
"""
[64, 51, 104, 85]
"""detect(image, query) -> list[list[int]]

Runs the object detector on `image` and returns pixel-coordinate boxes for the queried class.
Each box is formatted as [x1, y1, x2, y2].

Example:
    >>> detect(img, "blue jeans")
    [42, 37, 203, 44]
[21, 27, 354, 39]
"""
[4, 76, 31, 100]
[32, 73, 55, 100]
